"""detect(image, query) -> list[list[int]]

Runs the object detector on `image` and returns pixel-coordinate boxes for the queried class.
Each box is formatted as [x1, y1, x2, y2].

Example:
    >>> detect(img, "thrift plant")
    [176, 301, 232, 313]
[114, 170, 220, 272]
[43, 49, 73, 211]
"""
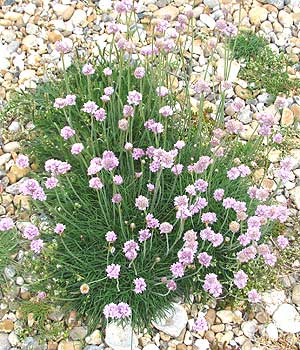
[2, 2, 292, 330]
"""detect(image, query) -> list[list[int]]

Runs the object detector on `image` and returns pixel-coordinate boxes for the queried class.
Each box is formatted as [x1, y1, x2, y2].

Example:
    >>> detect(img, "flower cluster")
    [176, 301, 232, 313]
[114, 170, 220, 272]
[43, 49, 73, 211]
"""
[103, 302, 132, 319]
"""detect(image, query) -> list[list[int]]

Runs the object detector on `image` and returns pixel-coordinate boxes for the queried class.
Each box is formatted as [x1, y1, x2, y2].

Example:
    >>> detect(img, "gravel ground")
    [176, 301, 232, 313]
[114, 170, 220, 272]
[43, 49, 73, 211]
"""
[0, 0, 300, 349]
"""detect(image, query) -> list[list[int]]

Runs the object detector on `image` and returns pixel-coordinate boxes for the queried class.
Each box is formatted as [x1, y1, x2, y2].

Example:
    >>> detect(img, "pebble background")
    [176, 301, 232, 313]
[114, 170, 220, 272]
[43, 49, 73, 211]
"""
[0, 0, 300, 349]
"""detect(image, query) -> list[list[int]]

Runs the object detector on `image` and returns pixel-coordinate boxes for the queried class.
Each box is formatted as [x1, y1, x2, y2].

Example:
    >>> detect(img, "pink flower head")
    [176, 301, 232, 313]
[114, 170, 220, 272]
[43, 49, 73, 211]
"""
[132, 148, 145, 160]
[198, 252, 212, 267]
[203, 273, 222, 297]
[71, 143, 84, 155]
[55, 39, 72, 53]
[103, 67, 112, 76]
[113, 175, 123, 185]
[248, 289, 261, 303]
[159, 222, 173, 234]
[103, 302, 131, 319]
[134, 67, 145, 79]
[106, 231, 117, 243]
[106, 263, 121, 279]
[124, 142, 133, 151]
[146, 213, 159, 229]
[123, 240, 139, 261]
[194, 80, 210, 94]
[20, 179, 47, 201]
[193, 313, 208, 332]
[225, 119, 244, 134]
[234, 270, 248, 289]
[166, 279, 177, 291]
[89, 177, 104, 190]
[30, 239, 44, 254]
[104, 86, 114, 96]
[117, 302, 132, 318]
[172, 164, 184, 176]
[60, 126, 75, 140]
[37, 291, 46, 300]
[135, 195, 149, 211]
[127, 90, 142, 106]
[123, 105, 134, 117]
[94, 108, 106, 121]
[193, 156, 213, 174]
[23, 224, 39, 240]
[159, 105, 173, 117]
[112, 193, 122, 204]
[82, 101, 98, 114]
[147, 183, 155, 192]
[101, 95, 110, 102]
[44, 159, 71, 176]
[138, 228, 151, 242]
[201, 212, 217, 225]
[185, 185, 196, 196]
[174, 140, 185, 150]
[118, 118, 129, 131]
[16, 155, 29, 168]
[87, 157, 102, 175]
[231, 97, 245, 112]
[114, 0, 133, 13]
[264, 253, 277, 266]
[102, 151, 119, 171]
[82, 63, 95, 75]
[194, 179, 208, 192]
[133, 277, 147, 294]
[274, 96, 287, 109]
[54, 223, 65, 235]
[65, 95, 76, 106]
[0, 218, 14, 231]
[54, 98, 66, 109]
[277, 235, 289, 249]
[238, 165, 251, 177]
[107, 23, 121, 35]
[273, 133, 283, 144]
[156, 86, 169, 97]
[155, 19, 169, 33]
[103, 303, 120, 319]
[227, 167, 240, 180]
[237, 245, 257, 263]
[170, 262, 185, 278]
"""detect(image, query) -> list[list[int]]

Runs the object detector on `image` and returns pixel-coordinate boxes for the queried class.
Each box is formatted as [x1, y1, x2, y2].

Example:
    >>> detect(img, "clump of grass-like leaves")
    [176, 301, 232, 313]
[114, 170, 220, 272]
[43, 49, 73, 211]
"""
[2, 4, 292, 332]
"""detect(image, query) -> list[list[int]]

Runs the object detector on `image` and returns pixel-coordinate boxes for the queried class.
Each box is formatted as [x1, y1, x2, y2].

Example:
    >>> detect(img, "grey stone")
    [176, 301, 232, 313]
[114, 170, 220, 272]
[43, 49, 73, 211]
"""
[152, 304, 188, 337]
[7, 42, 20, 55]
[203, 0, 219, 8]
[4, 0, 16, 5]
[265, 0, 284, 9]
[238, 110, 252, 124]
[84, 346, 104, 350]
[272, 304, 300, 333]
[266, 323, 279, 341]
[48, 307, 65, 321]
[4, 265, 16, 279]
[241, 320, 257, 339]
[8, 121, 20, 132]
[0, 154, 11, 167]
[292, 285, 300, 305]
[8, 332, 19, 346]
[21, 337, 47, 350]
[0, 334, 10, 350]
[6, 178, 28, 195]
[105, 323, 138, 350]
[70, 326, 88, 340]
[3, 142, 21, 153]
